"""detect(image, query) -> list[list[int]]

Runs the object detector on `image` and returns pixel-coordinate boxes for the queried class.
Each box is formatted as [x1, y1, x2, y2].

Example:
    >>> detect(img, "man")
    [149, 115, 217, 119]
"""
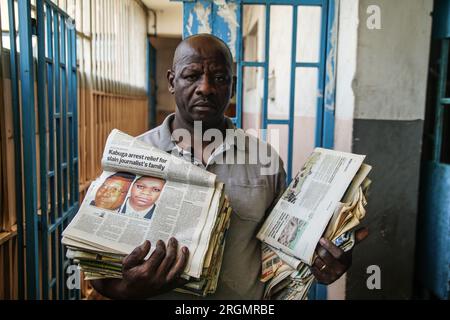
[120, 176, 166, 220]
[91, 34, 368, 299]
[90, 172, 136, 211]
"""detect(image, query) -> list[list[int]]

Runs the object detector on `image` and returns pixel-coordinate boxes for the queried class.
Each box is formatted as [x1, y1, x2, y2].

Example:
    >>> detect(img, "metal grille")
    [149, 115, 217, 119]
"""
[6, 0, 79, 299]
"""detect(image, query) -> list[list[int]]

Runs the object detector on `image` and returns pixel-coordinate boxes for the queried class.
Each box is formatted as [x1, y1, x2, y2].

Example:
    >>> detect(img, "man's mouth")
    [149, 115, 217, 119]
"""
[192, 102, 216, 111]
[136, 197, 151, 204]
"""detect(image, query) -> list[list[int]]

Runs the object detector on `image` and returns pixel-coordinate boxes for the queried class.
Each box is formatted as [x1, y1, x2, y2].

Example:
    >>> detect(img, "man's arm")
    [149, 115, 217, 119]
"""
[91, 238, 189, 299]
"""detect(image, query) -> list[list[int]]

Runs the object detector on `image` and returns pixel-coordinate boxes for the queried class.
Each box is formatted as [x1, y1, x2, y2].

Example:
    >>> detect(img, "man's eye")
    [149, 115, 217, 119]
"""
[185, 75, 198, 81]
[215, 75, 227, 83]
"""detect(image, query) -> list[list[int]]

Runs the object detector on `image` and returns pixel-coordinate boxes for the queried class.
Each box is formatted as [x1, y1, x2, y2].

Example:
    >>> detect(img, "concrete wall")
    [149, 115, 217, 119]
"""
[347, 0, 433, 299]
[148, 5, 183, 38]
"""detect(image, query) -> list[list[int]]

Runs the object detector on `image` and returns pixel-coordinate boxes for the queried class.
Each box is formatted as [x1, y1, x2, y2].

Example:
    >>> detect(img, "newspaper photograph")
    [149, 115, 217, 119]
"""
[257, 148, 366, 265]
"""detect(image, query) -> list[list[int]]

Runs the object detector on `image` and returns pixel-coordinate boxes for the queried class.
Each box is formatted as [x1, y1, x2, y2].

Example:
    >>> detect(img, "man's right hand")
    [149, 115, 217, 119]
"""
[90, 238, 189, 299]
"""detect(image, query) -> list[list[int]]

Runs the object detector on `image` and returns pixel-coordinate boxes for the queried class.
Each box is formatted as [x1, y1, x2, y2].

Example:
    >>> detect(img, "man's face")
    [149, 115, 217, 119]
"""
[129, 177, 165, 211]
[94, 177, 132, 210]
[168, 39, 235, 126]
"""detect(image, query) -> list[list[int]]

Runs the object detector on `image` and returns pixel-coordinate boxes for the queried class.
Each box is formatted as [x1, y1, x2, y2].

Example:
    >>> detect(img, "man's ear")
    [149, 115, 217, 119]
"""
[231, 75, 237, 99]
[167, 69, 175, 94]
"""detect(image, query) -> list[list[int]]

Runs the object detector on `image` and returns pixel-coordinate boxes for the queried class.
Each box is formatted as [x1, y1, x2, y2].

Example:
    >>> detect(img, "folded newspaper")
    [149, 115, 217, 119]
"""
[62, 129, 232, 297]
[256, 148, 372, 300]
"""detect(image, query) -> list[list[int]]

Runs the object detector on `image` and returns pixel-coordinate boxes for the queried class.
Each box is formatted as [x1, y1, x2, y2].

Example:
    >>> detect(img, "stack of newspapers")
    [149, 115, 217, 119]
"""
[257, 148, 372, 300]
[62, 129, 232, 297]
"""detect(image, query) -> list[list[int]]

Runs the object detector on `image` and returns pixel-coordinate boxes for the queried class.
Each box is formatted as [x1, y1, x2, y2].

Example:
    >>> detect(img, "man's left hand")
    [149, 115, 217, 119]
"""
[310, 227, 369, 285]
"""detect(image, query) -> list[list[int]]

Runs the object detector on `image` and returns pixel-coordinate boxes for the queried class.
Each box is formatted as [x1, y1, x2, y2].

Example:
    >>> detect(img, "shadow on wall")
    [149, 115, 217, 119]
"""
[150, 36, 182, 126]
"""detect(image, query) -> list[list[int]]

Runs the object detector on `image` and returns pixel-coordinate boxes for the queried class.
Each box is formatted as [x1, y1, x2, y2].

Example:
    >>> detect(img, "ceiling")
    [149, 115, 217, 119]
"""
[142, 0, 182, 12]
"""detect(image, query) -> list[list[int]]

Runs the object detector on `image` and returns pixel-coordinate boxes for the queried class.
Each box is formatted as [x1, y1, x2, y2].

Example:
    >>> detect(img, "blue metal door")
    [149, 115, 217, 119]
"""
[182, 0, 337, 182]
[181, 0, 338, 300]
[417, 0, 450, 300]
[5, 0, 79, 299]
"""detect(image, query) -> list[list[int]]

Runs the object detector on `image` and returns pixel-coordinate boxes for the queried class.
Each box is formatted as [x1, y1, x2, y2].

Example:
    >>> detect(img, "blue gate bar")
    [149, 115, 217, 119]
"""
[261, 4, 271, 138]
[267, 119, 290, 125]
[7, 0, 25, 300]
[59, 11, 66, 300]
[287, 4, 298, 182]
[68, 28, 76, 208]
[295, 62, 320, 68]
[53, 11, 63, 225]
[322, 0, 336, 149]
[18, 0, 40, 299]
[314, 0, 328, 148]
[242, 61, 265, 67]
[53, 11, 65, 299]
[235, 3, 243, 129]
[71, 24, 79, 211]
[36, 0, 50, 300]
[67, 22, 78, 300]
[433, 39, 449, 161]
[45, 3, 58, 299]
[441, 98, 450, 104]
[60, 18, 69, 216]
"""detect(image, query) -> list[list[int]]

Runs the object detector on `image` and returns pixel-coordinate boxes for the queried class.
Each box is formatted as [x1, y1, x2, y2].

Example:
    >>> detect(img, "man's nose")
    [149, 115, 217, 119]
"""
[195, 74, 215, 96]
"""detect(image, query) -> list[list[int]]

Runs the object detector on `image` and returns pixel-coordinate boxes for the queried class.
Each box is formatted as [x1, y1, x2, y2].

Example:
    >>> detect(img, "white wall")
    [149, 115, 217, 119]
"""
[333, 0, 359, 154]
[354, 0, 433, 121]
[149, 6, 183, 38]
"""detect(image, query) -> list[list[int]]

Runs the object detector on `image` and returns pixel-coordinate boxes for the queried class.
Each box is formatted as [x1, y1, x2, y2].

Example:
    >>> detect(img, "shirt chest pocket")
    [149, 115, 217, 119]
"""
[225, 178, 269, 223]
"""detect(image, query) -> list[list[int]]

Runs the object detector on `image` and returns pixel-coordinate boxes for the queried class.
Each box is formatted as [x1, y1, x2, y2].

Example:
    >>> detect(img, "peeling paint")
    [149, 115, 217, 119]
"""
[187, 11, 193, 36]
[325, 7, 338, 112]
[194, 2, 212, 34]
[216, 0, 239, 58]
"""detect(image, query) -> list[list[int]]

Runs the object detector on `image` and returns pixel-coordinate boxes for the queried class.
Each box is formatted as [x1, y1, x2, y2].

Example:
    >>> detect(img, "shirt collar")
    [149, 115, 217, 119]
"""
[157, 113, 246, 153]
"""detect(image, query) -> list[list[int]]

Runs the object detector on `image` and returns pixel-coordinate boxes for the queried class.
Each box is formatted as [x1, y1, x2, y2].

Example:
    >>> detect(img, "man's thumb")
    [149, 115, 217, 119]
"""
[355, 227, 369, 244]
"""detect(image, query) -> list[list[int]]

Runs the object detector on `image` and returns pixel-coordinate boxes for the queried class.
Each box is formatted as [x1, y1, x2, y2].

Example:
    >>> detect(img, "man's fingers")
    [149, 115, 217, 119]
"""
[318, 238, 344, 260]
[123, 240, 151, 270]
[310, 265, 323, 279]
[313, 256, 327, 271]
[143, 240, 167, 274]
[316, 244, 346, 274]
[355, 227, 369, 244]
[157, 238, 178, 276]
[166, 246, 189, 283]
[174, 277, 189, 288]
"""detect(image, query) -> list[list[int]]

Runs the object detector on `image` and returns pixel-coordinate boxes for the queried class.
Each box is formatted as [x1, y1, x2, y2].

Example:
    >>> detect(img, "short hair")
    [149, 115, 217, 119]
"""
[173, 33, 234, 70]
[183, 33, 233, 63]
[107, 172, 136, 181]
[134, 176, 165, 183]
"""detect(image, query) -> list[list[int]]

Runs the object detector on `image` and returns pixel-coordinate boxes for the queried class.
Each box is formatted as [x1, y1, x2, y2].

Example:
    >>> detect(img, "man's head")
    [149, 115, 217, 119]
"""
[167, 34, 236, 128]
[94, 172, 135, 210]
[129, 176, 165, 211]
